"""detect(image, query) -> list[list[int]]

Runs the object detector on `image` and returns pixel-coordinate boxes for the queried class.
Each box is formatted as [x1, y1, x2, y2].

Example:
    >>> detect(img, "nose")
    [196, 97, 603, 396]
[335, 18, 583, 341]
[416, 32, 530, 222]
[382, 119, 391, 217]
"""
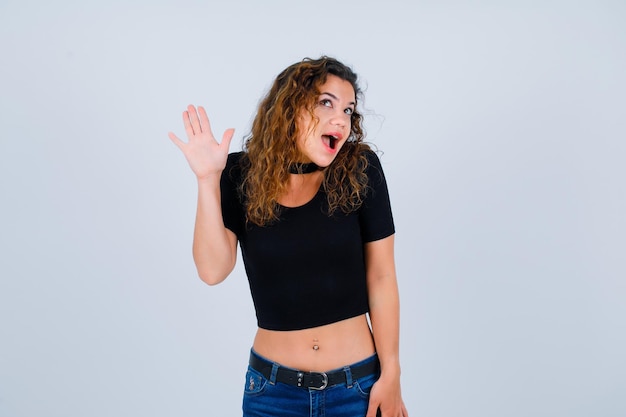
[330, 110, 349, 128]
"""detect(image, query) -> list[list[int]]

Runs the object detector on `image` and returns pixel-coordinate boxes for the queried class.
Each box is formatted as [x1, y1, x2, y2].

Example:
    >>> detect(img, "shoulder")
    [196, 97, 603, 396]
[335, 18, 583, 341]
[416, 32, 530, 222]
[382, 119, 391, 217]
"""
[361, 148, 387, 186]
[356, 147, 395, 240]
[222, 151, 248, 188]
[225, 151, 247, 174]
[362, 148, 382, 167]
[226, 151, 246, 166]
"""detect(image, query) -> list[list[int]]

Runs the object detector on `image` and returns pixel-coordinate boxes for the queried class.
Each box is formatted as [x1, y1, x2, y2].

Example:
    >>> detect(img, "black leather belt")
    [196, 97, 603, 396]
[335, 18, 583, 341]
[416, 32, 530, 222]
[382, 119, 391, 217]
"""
[249, 351, 380, 390]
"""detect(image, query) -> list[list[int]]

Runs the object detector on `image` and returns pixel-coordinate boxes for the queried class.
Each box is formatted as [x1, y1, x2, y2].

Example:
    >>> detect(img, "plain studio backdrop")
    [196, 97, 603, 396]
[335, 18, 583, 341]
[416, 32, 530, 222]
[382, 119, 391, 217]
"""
[1, 1, 624, 416]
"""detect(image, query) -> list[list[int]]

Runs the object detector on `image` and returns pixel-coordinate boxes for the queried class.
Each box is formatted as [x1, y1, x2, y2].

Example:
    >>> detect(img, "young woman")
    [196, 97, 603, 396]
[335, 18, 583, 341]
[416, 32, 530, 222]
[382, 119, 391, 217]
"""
[169, 57, 408, 417]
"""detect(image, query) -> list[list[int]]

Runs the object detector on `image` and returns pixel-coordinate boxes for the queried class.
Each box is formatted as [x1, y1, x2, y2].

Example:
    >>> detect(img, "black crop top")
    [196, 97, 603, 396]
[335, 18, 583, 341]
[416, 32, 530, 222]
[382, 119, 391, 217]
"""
[220, 150, 395, 331]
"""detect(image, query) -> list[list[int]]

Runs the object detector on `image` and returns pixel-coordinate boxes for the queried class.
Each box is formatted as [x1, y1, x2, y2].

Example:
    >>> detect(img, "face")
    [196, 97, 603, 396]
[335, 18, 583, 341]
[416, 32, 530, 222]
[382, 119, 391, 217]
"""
[295, 75, 356, 168]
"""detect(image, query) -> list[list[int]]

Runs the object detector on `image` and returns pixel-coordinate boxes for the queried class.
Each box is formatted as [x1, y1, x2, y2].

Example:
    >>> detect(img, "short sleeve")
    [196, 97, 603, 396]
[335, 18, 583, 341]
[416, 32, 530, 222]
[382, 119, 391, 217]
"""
[359, 150, 395, 242]
[220, 152, 246, 238]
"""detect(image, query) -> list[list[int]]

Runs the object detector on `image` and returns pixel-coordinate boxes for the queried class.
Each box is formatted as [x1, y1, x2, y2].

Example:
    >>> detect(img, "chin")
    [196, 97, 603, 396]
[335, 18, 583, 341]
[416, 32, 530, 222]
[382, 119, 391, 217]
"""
[314, 153, 338, 167]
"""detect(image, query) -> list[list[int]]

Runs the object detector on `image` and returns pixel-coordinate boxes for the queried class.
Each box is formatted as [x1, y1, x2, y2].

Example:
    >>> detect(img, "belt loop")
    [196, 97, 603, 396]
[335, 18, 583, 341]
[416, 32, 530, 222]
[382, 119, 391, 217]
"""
[269, 362, 279, 385]
[344, 365, 353, 388]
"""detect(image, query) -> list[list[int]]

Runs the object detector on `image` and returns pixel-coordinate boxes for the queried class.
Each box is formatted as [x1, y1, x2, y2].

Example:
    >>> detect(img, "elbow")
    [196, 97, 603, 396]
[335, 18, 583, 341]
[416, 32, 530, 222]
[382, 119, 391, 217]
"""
[192, 241, 237, 286]
[196, 266, 231, 286]
[195, 259, 234, 286]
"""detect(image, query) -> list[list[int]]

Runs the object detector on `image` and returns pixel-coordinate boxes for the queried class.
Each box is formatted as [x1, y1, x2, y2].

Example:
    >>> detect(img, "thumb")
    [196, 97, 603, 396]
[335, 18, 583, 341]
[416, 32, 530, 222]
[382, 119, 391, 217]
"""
[221, 128, 235, 150]
[168, 132, 185, 151]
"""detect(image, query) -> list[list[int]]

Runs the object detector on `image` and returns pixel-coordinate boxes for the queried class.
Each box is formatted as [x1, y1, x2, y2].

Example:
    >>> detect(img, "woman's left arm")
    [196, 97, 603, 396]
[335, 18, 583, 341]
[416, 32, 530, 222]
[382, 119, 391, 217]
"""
[365, 234, 408, 417]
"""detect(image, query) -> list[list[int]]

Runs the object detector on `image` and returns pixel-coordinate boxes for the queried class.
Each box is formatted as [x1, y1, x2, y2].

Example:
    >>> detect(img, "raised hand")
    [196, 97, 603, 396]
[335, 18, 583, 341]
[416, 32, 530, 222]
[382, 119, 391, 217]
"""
[168, 105, 235, 180]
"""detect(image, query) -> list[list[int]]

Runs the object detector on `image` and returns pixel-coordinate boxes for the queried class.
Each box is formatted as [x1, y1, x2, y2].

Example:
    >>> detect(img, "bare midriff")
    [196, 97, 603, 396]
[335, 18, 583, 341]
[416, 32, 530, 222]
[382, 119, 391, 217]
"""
[252, 314, 376, 373]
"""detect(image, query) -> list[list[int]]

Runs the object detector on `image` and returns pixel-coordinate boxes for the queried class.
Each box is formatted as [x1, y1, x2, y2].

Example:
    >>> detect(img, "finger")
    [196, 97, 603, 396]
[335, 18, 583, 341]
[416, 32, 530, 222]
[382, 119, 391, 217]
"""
[198, 106, 213, 136]
[187, 104, 202, 135]
[365, 402, 380, 417]
[221, 128, 235, 149]
[183, 110, 195, 138]
[168, 131, 186, 150]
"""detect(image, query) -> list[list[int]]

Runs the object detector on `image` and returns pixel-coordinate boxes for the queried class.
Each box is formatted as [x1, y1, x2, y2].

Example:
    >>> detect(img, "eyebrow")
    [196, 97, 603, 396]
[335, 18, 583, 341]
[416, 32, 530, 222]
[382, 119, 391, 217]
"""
[320, 92, 356, 107]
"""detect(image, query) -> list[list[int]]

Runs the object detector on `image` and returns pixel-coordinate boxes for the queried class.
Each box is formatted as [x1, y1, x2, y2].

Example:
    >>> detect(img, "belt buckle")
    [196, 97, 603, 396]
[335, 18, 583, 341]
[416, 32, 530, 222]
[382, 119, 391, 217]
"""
[310, 372, 328, 390]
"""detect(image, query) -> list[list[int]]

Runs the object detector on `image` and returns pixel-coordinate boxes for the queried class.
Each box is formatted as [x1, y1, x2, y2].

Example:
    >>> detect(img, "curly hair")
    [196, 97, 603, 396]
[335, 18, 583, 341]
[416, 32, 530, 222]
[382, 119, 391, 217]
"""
[241, 56, 370, 226]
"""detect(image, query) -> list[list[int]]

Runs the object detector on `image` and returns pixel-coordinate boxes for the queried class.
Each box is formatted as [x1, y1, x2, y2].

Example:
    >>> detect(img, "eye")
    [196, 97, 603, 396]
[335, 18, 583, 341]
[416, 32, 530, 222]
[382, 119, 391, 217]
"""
[344, 107, 354, 115]
[319, 99, 332, 107]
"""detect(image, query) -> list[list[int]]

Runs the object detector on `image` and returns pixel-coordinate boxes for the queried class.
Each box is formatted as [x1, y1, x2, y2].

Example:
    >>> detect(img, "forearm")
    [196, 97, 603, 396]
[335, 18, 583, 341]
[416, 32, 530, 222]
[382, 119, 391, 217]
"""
[192, 174, 237, 285]
[365, 243, 407, 417]
[368, 273, 401, 377]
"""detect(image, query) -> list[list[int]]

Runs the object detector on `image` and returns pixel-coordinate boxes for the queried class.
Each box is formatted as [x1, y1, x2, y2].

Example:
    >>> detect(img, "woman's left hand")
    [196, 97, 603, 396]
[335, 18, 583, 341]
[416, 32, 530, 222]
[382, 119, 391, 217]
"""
[366, 373, 408, 417]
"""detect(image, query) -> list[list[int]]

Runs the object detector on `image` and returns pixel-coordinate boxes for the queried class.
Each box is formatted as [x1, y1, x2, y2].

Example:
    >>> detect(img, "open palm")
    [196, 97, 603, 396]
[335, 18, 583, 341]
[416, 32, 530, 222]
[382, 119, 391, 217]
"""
[168, 105, 234, 179]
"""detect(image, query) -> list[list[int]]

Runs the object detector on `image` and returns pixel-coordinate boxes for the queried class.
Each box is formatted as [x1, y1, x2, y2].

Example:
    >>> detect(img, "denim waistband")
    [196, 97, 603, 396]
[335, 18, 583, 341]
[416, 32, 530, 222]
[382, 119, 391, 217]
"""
[249, 349, 379, 390]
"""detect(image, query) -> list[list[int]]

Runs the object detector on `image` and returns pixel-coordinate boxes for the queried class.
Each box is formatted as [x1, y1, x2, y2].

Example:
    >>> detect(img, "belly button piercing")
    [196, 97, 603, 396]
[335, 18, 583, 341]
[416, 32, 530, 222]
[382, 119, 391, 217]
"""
[312, 344, 319, 351]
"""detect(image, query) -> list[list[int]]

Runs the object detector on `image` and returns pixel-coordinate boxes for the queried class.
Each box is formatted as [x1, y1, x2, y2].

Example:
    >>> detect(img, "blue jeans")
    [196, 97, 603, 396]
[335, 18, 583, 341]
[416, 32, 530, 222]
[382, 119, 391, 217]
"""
[242, 350, 380, 417]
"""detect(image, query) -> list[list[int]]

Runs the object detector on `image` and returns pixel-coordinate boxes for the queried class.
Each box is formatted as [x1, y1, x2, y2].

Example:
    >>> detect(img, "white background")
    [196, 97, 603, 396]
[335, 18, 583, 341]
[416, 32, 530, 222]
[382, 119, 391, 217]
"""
[1, 1, 624, 416]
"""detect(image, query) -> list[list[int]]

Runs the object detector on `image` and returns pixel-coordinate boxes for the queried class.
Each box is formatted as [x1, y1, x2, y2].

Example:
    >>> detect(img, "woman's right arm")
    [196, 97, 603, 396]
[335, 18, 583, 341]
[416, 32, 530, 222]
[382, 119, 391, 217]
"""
[169, 105, 238, 285]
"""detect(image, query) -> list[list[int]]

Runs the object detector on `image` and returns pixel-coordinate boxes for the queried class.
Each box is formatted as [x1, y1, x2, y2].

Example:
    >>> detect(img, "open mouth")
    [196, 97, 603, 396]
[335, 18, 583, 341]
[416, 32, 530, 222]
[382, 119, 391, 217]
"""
[323, 134, 339, 149]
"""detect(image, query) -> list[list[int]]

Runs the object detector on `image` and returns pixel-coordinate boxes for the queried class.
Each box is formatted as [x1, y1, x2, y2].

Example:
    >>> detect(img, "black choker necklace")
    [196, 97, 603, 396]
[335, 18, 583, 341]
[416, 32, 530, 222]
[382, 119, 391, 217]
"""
[288, 162, 320, 174]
